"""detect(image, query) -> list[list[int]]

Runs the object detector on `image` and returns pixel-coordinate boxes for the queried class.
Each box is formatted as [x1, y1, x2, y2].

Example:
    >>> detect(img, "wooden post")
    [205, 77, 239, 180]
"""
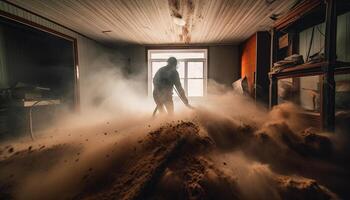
[269, 28, 278, 109]
[289, 30, 299, 55]
[269, 74, 278, 109]
[270, 28, 278, 69]
[322, 0, 337, 131]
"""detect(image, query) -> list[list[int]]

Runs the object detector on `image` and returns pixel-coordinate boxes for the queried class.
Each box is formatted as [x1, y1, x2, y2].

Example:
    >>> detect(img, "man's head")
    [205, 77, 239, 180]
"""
[167, 57, 177, 69]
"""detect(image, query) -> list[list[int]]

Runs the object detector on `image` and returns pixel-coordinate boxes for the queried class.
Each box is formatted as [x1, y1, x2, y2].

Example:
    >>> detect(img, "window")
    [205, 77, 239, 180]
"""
[148, 49, 207, 97]
[277, 75, 321, 113]
[335, 73, 350, 112]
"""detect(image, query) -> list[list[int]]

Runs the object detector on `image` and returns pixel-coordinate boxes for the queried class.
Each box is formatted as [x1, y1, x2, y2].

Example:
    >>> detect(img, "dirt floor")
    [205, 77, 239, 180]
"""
[0, 96, 349, 200]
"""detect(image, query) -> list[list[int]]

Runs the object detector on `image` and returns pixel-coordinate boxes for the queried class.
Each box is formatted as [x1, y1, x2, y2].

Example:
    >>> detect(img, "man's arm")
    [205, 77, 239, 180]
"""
[173, 71, 189, 105]
[153, 70, 160, 88]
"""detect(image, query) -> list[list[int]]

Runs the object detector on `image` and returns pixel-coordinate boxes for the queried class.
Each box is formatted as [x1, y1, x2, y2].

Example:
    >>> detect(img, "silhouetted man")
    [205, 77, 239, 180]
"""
[153, 57, 189, 114]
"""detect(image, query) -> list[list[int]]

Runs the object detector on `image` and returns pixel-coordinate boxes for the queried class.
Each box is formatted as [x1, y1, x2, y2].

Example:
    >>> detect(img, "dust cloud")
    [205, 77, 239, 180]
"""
[0, 55, 349, 200]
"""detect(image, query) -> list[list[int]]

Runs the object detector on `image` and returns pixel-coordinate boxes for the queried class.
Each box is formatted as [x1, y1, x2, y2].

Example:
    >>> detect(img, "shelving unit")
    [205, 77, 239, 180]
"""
[269, 0, 350, 131]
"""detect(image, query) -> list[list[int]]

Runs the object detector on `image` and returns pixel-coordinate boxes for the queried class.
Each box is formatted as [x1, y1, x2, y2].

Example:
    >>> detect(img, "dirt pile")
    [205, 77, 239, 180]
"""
[80, 122, 205, 200]
[0, 143, 79, 199]
[76, 121, 338, 200]
[0, 102, 348, 199]
[274, 176, 336, 200]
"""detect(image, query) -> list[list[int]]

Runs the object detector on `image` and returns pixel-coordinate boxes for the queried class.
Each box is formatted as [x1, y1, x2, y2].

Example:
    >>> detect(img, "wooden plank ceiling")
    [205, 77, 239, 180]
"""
[8, 0, 296, 45]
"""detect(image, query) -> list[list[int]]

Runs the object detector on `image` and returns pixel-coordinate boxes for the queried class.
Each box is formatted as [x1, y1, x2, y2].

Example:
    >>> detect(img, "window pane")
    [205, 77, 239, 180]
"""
[188, 62, 203, 78]
[299, 76, 320, 111]
[173, 79, 185, 96]
[277, 75, 321, 112]
[336, 7, 350, 62]
[335, 73, 350, 111]
[188, 79, 203, 97]
[152, 62, 166, 77]
[178, 61, 185, 78]
[335, 73, 350, 133]
[277, 78, 293, 105]
[150, 52, 205, 59]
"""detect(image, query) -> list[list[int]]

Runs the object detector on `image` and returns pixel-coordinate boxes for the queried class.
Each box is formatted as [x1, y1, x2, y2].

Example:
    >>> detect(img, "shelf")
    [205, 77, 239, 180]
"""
[4, 99, 61, 108]
[336, 61, 350, 68]
[270, 61, 350, 78]
[299, 110, 321, 117]
[270, 61, 328, 77]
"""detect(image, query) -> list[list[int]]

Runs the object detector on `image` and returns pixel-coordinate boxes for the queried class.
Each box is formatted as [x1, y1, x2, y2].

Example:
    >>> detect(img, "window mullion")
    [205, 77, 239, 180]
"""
[184, 60, 188, 96]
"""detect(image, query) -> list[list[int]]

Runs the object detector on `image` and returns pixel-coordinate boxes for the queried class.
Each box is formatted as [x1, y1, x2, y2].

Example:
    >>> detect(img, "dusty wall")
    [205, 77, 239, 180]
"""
[208, 45, 240, 86]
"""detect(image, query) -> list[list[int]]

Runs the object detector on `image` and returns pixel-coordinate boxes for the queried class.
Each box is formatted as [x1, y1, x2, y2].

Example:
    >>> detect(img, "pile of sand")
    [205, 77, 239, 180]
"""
[0, 103, 348, 200]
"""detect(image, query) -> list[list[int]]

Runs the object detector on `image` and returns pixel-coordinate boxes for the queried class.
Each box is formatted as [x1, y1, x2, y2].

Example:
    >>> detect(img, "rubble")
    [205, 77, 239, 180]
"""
[0, 110, 347, 199]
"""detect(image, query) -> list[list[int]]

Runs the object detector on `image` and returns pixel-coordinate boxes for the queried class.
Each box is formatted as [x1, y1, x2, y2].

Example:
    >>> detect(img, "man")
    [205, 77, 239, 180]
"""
[153, 57, 189, 114]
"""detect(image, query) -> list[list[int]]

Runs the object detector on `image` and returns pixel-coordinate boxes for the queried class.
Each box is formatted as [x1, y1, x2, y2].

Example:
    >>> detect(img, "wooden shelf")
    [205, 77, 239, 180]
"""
[336, 61, 350, 68]
[270, 61, 328, 77]
[270, 61, 350, 78]
[300, 110, 321, 116]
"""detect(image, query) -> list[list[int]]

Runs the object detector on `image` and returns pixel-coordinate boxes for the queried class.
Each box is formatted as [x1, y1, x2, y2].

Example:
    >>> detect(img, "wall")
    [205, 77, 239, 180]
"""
[0, 1, 127, 111]
[208, 45, 240, 86]
[119, 45, 148, 94]
[77, 41, 127, 110]
[124, 45, 147, 76]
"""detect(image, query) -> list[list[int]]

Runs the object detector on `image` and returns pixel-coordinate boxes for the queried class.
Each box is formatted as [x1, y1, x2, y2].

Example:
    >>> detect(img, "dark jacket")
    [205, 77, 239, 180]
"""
[153, 65, 187, 103]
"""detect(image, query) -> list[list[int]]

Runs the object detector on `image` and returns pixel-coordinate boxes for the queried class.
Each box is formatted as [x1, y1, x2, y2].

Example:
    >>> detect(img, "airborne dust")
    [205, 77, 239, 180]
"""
[0, 55, 349, 200]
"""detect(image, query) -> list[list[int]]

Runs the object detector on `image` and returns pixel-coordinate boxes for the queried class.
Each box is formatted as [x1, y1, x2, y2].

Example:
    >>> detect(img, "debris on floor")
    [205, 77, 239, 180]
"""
[0, 104, 348, 200]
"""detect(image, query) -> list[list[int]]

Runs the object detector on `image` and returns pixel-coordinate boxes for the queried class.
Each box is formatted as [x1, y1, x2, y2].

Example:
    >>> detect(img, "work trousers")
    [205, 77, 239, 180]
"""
[153, 89, 174, 114]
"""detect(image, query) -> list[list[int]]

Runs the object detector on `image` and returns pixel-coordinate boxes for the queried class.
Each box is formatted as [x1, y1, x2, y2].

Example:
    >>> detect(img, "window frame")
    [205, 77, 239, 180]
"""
[147, 49, 208, 98]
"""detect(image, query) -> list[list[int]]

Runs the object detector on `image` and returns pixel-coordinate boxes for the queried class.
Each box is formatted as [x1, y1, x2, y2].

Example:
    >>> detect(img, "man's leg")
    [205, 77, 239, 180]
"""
[154, 98, 166, 114]
[156, 103, 166, 113]
[153, 90, 165, 114]
[164, 99, 174, 114]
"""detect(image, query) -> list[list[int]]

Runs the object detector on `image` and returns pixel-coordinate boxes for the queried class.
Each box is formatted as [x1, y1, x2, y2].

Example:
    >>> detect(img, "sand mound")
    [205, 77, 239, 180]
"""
[0, 106, 348, 199]
[79, 121, 338, 200]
